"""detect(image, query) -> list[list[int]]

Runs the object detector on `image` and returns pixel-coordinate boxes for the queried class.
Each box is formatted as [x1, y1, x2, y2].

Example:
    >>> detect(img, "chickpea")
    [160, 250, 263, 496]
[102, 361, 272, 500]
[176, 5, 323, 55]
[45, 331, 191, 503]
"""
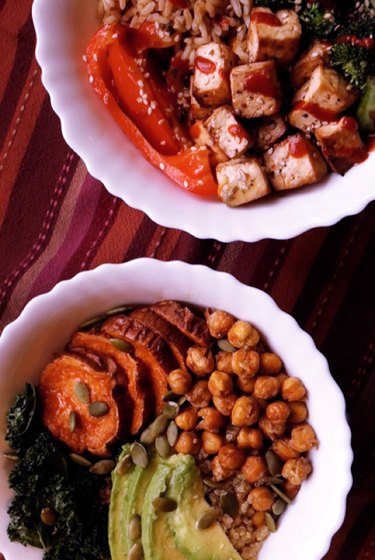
[236, 375, 256, 394]
[259, 416, 285, 441]
[213, 394, 237, 416]
[215, 351, 233, 373]
[247, 487, 274, 512]
[272, 438, 299, 461]
[281, 480, 301, 500]
[206, 310, 235, 338]
[211, 455, 234, 482]
[259, 352, 283, 375]
[231, 396, 260, 427]
[252, 511, 266, 528]
[175, 407, 199, 431]
[197, 407, 226, 431]
[290, 423, 318, 453]
[288, 401, 308, 424]
[175, 431, 201, 455]
[202, 431, 225, 455]
[237, 427, 264, 450]
[218, 444, 246, 470]
[186, 346, 215, 377]
[282, 457, 312, 486]
[254, 376, 280, 400]
[275, 372, 288, 387]
[168, 369, 192, 395]
[227, 321, 260, 349]
[232, 349, 259, 378]
[281, 377, 306, 401]
[241, 456, 267, 483]
[265, 401, 290, 424]
[186, 380, 212, 408]
[208, 371, 233, 397]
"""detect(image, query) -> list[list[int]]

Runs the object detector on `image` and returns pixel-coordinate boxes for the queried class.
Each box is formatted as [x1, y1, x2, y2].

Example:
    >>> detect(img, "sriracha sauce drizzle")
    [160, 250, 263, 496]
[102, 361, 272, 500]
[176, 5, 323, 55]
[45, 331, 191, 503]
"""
[251, 11, 282, 27]
[195, 56, 216, 74]
[289, 135, 309, 158]
[245, 69, 279, 97]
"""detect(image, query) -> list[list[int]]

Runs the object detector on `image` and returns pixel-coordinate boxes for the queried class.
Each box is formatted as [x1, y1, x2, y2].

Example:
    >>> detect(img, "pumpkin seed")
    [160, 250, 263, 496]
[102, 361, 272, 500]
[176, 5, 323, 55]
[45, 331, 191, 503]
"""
[149, 414, 169, 438]
[106, 306, 133, 316]
[3, 451, 19, 461]
[196, 509, 217, 530]
[140, 427, 156, 446]
[265, 450, 283, 477]
[162, 401, 179, 419]
[116, 454, 134, 475]
[220, 492, 239, 519]
[178, 395, 187, 406]
[217, 339, 236, 353]
[128, 542, 143, 560]
[269, 484, 292, 505]
[272, 499, 286, 517]
[162, 391, 179, 402]
[68, 411, 77, 433]
[203, 478, 226, 489]
[80, 315, 106, 329]
[74, 381, 90, 404]
[166, 421, 178, 447]
[128, 514, 141, 541]
[69, 453, 93, 467]
[131, 442, 149, 469]
[262, 476, 283, 485]
[90, 459, 115, 475]
[89, 401, 109, 417]
[155, 435, 171, 459]
[152, 497, 177, 513]
[265, 512, 276, 533]
[109, 338, 132, 352]
[40, 507, 56, 526]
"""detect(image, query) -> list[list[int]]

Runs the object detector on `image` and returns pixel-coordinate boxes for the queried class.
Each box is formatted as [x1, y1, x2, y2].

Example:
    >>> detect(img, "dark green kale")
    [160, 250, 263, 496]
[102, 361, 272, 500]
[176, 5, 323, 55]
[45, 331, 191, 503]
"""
[253, 0, 295, 8]
[338, 11, 375, 39]
[299, 3, 336, 38]
[329, 43, 375, 92]
[6, 383, 38, 449]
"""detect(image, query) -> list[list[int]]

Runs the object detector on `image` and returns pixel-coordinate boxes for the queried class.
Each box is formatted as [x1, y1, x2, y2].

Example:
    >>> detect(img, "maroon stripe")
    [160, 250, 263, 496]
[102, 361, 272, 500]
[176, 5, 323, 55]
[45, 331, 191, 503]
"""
[248, 238, 292, 293]
[169, 232, 212, 263]
[220, 240, 268, 287]
[122, 214, 159, 262]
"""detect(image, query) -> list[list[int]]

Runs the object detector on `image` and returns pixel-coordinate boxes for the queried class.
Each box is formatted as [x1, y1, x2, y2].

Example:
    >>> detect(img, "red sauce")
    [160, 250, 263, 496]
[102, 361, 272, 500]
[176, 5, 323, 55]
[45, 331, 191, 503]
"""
[337, 35, 375, 50]
[245, 68, 279, 98]
[293, 101, 337, 122]
[289, 135, 309, 158]
[341, 116, 358, 133]
[367, 136, 375, 152]
[251, 11, 281, 27]
[170, 0, 188, 8]
[189, 123, 201, 139]
[195, 56, 216, 74]
[228, 124, 247, 140]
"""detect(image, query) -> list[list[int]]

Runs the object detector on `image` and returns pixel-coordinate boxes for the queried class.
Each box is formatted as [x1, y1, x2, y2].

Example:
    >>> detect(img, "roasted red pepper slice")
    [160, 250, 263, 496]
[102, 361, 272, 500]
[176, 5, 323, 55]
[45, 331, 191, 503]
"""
[86, 24, 217, 198]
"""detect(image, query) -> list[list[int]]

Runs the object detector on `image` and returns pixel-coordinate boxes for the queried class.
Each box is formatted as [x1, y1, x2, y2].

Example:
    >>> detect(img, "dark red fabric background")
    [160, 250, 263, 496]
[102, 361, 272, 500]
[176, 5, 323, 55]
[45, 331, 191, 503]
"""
[0, 1, 374, 558]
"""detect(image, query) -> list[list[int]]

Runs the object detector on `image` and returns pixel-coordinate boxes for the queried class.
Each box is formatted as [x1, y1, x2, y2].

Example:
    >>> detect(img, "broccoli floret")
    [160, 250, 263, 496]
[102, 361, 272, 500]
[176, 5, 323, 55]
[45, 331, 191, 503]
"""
[339, 11, 375, 39]
[299, 3, 336, 38]
[330, 43, 374, 92]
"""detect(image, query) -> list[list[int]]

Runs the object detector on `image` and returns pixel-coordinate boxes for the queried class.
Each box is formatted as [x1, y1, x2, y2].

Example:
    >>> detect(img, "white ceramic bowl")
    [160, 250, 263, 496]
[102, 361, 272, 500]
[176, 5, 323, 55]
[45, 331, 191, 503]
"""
[0, 259, 352, 559]
[32, 0, 375, 243]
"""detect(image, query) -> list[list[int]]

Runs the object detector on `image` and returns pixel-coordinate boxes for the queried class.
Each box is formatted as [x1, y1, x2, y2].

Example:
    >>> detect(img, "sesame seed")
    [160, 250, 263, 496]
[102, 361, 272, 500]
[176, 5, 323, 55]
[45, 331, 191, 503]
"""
[183, 180, 188, 187]
[82, 54, 88, 62]
[137, 80, 144, 87]
[158, 119, 165, 125]
[160, 140, 166, 146]
[151, 101, 156, 109]
[144, 72, 150, 78]
[160, 163, 166, 170]
[112, 33, 119, 39]
[93, 53, 98, 62]
[89, 75, 94, 83]
[147, 107, 152, 115]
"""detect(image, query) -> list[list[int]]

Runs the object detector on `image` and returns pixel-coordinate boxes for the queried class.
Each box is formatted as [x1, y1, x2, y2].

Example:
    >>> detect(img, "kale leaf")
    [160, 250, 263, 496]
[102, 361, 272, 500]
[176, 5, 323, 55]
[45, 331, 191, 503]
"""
[6, 383, 37, 449]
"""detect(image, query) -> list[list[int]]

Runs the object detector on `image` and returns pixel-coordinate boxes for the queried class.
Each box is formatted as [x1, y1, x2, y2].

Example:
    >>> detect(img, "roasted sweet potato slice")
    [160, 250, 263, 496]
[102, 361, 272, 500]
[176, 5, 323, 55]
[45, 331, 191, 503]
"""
[69, 332, 151, 434]
[102, 315, 178, 414]
[151, 300, 211, 346]
[130, 307, 191, 369]
[39, 354, 131, 456]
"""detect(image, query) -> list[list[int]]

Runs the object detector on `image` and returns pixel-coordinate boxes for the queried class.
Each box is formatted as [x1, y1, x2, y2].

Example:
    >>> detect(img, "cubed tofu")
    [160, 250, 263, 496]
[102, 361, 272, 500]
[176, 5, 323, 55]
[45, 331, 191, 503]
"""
[230, 61, 281, 119]
[192, 42, 234, 107]
[314, 116, 368, 175]
[205, 106, 253, 159]
[263, 133, 328, 191]
[290, 40, 332, 89]
[254, 115, 288, 151]
[248, 7, 301, 65]
[189, 120, 228, 165]
[216, 157, 272, 207]
[189, 79, 213, 121]
[231, 34, 249, 64]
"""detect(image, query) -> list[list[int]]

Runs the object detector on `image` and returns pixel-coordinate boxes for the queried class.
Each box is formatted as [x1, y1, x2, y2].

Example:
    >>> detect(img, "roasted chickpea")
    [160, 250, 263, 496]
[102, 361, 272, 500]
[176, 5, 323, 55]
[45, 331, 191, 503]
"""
[247, 487, 274, 512]
[215, 351, 233, 373]
[282, 457, 312, 486]
[272, 438, 299, 461]
[186, 346, 215, 376]
[168, 369, 192, 395]
[175, 407, 199, 431]
[290, 423, 318, 453]
[206, 310, 235, 338]
[259, 416, 285, 441]
[288, 401, 308, 424]
[236, 375, 256, 394]
[251, 511, 266, 528]
[259, 352, 283, 375]
[202, 431, 225, 455]
[281, 377, 306, 401]
[237, 427, 264, 450]
[281, 480, 301, 500]
[241, 456, 267, 483]
[186, 380, 212, 408]
[174, 431, 201, 455]
[208, 371, 233, 397]
[254, 376, 280, 400]
[213, 394, 237, 416]
[227, 321, 260, 349]
[275, 372, 288, 387]
[265, 401, 291, 424]
[211, 455, 234, 481]
[218, 443, 246, 470]
[232, 349, 259, 377]
[197, 407, 226, 431]
[231, 396, 260, 427]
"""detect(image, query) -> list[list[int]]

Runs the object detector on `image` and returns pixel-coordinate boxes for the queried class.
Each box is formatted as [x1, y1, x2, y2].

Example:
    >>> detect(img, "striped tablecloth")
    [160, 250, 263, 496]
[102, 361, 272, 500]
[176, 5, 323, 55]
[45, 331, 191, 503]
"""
[1, 1, 374, 559]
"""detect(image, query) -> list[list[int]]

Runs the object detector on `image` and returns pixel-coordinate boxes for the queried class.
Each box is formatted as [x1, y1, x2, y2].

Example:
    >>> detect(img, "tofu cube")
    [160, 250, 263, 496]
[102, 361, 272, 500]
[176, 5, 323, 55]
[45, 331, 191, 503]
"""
[230, 61, 281, 119]
[192, 42, 234, 107]
[216, 157, 272, 207]
[290, 40, 332, 89]
[254, 115, 287, 151]
[189, 120, 228, 165]
[189, 79, 213, 121]
[205, 106, 252, 159]
[263, 133, 328, 191]
[315, 116, 368, 175]
[248, 7, 302, 65]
